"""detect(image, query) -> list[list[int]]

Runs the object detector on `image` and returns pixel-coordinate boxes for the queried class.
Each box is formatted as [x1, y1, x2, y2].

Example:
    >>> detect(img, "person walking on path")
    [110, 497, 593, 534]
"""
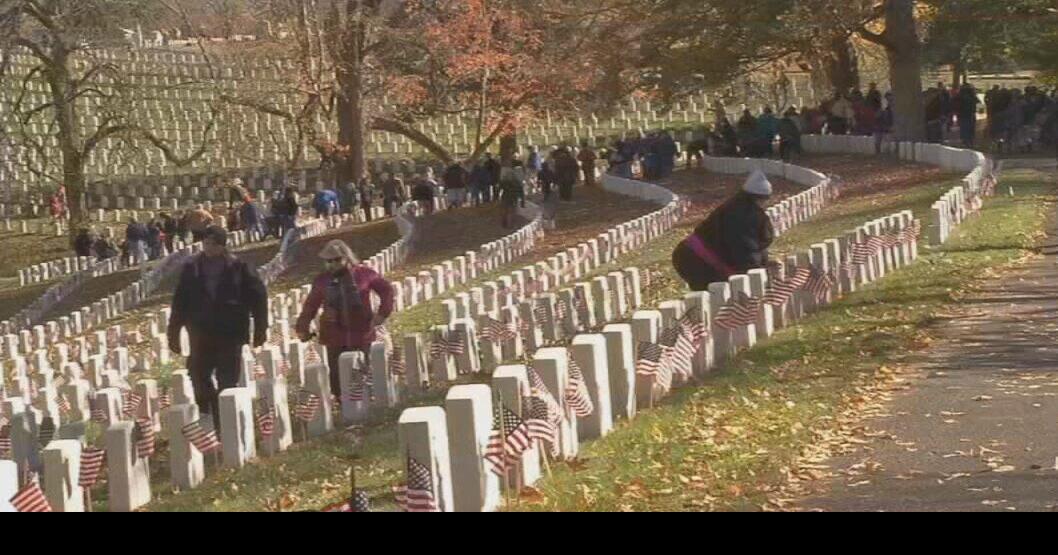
[555, 147, 579, 201]
[295, 240, 394, 400]
[168, 226, 268, 428]
[577, 141, 599, 188]
[313, 188, 340, 218]
[958, 83, 980, 147]
[779, 108, 802, 162]
[381, 173, 406, 215]
[125, 218, 150, 265]
[357, 176, 375, 221]
[498, 165, 526, 229]
[671, 170, 775, 291]
[73, 228, 94, 257]
[186, 204, 215, 243]
[443, 162, 468, 209]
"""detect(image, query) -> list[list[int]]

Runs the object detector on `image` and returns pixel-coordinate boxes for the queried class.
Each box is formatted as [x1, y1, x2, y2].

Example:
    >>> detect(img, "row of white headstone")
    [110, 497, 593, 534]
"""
[397, 202, 924, 511]
[0, 160, 691, 510]
[799, 134, 994, 246]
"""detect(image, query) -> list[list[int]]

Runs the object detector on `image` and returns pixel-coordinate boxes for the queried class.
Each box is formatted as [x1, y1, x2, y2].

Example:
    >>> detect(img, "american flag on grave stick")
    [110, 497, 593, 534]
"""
[805, 265, 834, 303]
[713, 292, 761, 331]
[635, 341, 670, 391]
[295, 390, 322, 423]
[305, 344, 323, 365]
[345, 371, 374, 403]
[122, 392, 143, 419]
[134, 418, 156, 459]
[10, 477, 51, 513]
[526, 369, 560, 455]
[484, 404, 533, 477]
[38, 417, 56, 446]
[554, 298, 570, 322]
[323, 490, 371, 513]
[181, 421, 222, 454]
[158, 389, 172, 411]
[78, 448, 106, 489]
[56, 395, 71, 417]
[428, 331, 466, 360]
[255, 402, 276, 438]
[0, 424, 12, 459]
[388, 347, 406, 377]
[532, 300, 549, 324]
[393, 456, 439, 513]
[899, 220, 922, 244]
[479, 316, 517, 343]
[565, 355, 595, 418]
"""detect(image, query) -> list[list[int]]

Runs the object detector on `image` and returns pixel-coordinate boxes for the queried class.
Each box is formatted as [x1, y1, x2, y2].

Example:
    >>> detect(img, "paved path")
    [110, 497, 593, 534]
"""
[800, 166, 1058, 512]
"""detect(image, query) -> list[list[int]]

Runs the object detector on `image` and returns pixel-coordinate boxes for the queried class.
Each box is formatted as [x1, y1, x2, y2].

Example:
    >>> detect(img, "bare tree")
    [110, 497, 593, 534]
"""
[0, 0, 220, 226]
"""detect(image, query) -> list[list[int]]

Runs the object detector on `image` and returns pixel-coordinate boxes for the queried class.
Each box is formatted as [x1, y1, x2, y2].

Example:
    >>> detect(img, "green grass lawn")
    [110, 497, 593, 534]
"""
[133, 166, 1024, 512]
[512, 170, 1053, 512]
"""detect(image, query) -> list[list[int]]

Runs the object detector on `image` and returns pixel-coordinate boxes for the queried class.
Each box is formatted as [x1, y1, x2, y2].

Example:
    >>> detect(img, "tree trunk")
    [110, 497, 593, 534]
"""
[336, 1, 367, 186]
[827, 36, 861, 94]
[885, 0, 926, 142]
[49, 43, 85, 228]
[499, 134, 517, 166]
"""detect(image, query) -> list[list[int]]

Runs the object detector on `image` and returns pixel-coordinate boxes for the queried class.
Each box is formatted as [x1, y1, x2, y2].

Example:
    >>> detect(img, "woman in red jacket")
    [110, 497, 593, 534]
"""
[295, 240, 395, 399]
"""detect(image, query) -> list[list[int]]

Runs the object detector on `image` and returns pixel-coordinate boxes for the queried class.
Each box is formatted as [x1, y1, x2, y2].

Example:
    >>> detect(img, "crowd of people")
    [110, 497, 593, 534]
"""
[984, 85, 1058, 155]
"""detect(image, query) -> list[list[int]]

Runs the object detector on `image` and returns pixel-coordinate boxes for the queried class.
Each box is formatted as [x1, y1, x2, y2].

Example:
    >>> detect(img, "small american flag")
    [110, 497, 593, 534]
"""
[305, 345, 323, 365]
[181, 421, 222, 454]
[134, 418, 156, 459]
[388, 348, 406, 377]
[713, 292, 761, 331]
[323, 490, 371, 513]
[90, 396, 109, 424]
[899, 220, 922, 244]
[345, 372, 374, 403]
[55, 395, 71, 417]
[525, 369, 560, 455]
[10, 477, 51, 513]
[532, 300, 549, 323]
[256, 403, 276, 438]
[122, 392, 143, 419]
[484, 404, 533, 476]
[295, 390, 322, 423]
[564, 355, 594, 418]
[38, 417, 57, 446]
[479, 316, 517, 342]
[635, 341, 666, 383]
[0, 424, 11, 459]
[159, 389, 172, 411]
[554, 298, 570, 322]
[78, 448, 106, 489]
[806, 265, 834, 303]
[393, 456, 438, 513]
[428, 331, 466, 360]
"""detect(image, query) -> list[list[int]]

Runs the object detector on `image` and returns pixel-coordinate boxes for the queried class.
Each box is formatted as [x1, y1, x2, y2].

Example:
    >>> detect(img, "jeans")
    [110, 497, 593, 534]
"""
[188, 333, 244, 428]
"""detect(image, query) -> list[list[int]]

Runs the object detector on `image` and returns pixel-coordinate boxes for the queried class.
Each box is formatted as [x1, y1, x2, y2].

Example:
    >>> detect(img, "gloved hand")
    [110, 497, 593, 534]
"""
[168, 337, 182, 357]
[253, 329, 268, 349]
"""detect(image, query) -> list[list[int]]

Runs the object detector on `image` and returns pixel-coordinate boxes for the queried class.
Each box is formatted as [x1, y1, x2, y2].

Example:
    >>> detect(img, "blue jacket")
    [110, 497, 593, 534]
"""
[313, 190, 340, 213]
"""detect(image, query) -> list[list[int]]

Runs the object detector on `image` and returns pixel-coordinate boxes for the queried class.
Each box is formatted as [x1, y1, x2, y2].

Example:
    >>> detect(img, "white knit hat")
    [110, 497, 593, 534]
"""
[742, 170, 773, 197]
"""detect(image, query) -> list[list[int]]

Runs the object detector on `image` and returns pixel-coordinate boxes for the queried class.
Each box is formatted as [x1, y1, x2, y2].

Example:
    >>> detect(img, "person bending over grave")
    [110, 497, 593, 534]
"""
[671, 170, 775, 292]
[295, 240, 395, 401]
[168, 226, 269, 429]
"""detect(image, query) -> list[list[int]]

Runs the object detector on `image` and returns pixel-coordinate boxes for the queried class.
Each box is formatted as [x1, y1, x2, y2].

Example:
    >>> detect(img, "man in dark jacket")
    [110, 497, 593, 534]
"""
[73, 228, 94, 257]
[126, 218, 150, 265]
[672, 171, 775, 291]
[168, 226, 269, 427]
[554, 147, 579, 201]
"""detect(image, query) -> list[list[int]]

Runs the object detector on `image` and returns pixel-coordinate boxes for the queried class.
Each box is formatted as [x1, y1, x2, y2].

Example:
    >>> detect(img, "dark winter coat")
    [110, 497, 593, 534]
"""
[672, 192, 774, 290]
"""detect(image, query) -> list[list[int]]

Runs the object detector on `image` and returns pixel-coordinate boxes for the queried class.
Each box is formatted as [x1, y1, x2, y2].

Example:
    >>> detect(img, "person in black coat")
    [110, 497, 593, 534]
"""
[73, 228, 94, 257]
[554, 147, 579, 201]
[672, 171, 775, 291]
[168, 226, 269, 427]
